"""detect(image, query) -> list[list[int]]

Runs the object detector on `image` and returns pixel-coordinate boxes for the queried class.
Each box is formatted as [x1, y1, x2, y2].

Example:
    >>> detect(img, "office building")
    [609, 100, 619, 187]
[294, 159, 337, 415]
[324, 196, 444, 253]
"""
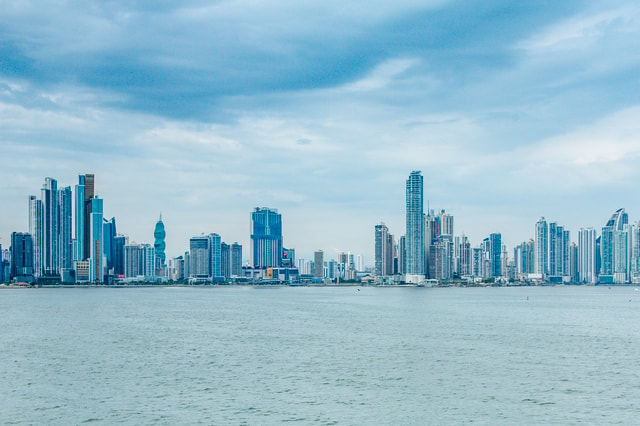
[490, 233, 502, 278]
[251, 207, 283, 268]
[42, 178, 59, 277]
[154, 214, 166, 268]
[89, 197, 103, 283]
[10, 232, 34, 282]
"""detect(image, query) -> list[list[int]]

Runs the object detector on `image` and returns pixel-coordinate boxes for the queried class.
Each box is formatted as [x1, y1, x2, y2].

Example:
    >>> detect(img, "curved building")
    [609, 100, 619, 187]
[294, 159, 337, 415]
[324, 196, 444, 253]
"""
[154, 214, 166, 268]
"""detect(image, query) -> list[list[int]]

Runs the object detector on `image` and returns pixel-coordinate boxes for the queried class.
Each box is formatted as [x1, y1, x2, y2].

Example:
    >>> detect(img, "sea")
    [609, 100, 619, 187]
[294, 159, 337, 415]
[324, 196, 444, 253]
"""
[1, 285, 639, 425]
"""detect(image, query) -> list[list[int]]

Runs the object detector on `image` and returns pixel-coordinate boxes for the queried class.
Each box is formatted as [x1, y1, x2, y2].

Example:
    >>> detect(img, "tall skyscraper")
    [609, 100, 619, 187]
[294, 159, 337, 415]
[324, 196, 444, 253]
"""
[74, 176, 86, 261]
[10, 232, 34, 281]
[154, 214, 166, 268]
[490, 233, 502, 278]
[577, 228, 597, 284]
[398, 236, 406, 276]
[374, 223, 390, 276]
[251, 207, 283, 268]
[601, 208, 629, 284]
[103, 217, 117, 274]
[535, 217, 548, 276]
[89, 197, 103, 283]
[189, 235, 212, 279]
[405, 171, 424, 278]
[42, 178, 59, 277]
[314, 250, 324, 278]
[59, 186, 73, 277]
[113, 235, 127, 277]
[124, 243, 143, 278]
[231, 243, 243, 276]
[209, 233, 221, 279]
[83, 174, 95, 261]
[28, 195, 43, 278]
[221, 242, 230, 279]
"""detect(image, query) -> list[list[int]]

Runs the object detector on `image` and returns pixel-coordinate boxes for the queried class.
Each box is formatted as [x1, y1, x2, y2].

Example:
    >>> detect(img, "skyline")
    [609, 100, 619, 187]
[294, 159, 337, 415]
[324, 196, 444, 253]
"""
[2, 1, 640, 260]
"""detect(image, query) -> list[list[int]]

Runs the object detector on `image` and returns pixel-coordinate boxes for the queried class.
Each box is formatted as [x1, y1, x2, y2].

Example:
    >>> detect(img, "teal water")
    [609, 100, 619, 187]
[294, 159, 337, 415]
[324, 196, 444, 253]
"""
[1, 286, 639, 425]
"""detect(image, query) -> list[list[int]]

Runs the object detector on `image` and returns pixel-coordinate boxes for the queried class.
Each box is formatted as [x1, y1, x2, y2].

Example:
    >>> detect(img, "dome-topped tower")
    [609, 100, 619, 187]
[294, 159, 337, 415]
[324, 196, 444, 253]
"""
[154, 214, 166, 267]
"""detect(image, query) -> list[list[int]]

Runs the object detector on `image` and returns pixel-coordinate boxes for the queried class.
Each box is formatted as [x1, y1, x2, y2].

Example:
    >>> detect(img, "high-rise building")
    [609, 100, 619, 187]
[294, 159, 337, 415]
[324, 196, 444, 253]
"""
[631, 223, 640, 283]
[113, 235, 126, 277]
[154, 214, 166, 268]
[440, 210, 454, 236]
[10, 232, 34, 281]
[83, 174, 95, 261]
[251, 207, 283, 268]
[374, 223, 391, 276]
[314, 250, 324, 278]
[535, 217, 548, 276]
[74, 176, 86, 261]
[405, 171, 424, 278]
[398, 236, 406, 276]
[221, 242, 230, 279]
[209, 233, 221, 279]
[42, 178, 59, 277]
[231, 243, 242, 276]
[89, 197, 103, 283]
[124, 243, 143, 278]
[142, 244, 156, 280]
[490, 233, 502, 278]
[578, 228, 597, 284]
[59, 186, 73, 279]
[103, 217, 117, 274]
[189, 236, 211, 279]
[28, 195, 43, 278]
[514, 239, 535, 276]
[600, 208, 629, 284]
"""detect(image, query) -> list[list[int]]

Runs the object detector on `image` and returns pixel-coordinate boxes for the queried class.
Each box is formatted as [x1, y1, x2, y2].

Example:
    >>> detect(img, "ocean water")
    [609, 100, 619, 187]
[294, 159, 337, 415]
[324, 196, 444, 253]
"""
[1, 285, 639, 425]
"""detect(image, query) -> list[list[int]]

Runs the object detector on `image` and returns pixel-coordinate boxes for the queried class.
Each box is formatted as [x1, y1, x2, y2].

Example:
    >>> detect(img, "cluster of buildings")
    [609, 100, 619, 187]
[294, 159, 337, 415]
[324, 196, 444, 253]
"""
[4, 174, 171, 284]
[374, 171, 640, 285]
[4, 171, 639, 286]
[0, 174, 366, 285]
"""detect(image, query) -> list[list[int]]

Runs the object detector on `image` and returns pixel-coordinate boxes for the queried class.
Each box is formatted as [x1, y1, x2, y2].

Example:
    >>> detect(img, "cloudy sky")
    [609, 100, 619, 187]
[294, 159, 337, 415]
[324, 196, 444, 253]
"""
[2, 0, 640, 264]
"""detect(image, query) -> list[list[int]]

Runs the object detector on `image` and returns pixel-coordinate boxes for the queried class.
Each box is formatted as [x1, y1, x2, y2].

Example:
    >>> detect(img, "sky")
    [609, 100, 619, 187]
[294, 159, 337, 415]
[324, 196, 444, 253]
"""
[1, 0, 640, 265]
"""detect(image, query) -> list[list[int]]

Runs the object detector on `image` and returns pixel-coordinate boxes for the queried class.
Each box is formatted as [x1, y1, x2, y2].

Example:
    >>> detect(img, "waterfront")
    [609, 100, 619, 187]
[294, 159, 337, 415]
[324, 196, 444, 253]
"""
[1, 286, 639, 424]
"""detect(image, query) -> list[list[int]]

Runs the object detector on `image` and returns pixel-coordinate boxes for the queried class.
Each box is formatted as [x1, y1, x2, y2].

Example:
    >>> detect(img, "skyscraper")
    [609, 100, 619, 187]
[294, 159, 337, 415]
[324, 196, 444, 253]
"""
[490, 233, 502, 278]
[10, 232, 34, 282]
[374, 223, 389, 276]
[209, 233, 222, 279]
[83, 174, 95, 261]
[154, 214, 166, 268]
[42, 177, 59, 277]
[189, 236, 210, 279]
[103, 217, 117, 274]
[405, 171, 424, 278]
[577, 228, 597, 284]
[314, 250, 324, 278]
[28, 195, 43, 278]
[90, 197, 103, 283]
[251, 207, 283, 268]
[535, 217, 548, 276]
[231, 243, 243, 277]
[74, 176, 85, 261]
[59, 186, 73, 278]
[601, 208, 629, 284]
[221, 242, 230, 279]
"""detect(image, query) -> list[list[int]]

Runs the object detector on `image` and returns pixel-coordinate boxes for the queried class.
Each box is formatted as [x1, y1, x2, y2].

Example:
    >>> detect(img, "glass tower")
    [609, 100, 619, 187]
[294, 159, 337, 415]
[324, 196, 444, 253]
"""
[251, 207, 283, 268]
[405, 171, 424, 276]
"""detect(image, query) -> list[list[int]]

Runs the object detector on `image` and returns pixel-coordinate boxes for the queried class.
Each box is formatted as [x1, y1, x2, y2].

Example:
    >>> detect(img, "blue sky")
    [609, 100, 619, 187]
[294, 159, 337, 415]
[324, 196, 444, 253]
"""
[2, 0, 640, 264]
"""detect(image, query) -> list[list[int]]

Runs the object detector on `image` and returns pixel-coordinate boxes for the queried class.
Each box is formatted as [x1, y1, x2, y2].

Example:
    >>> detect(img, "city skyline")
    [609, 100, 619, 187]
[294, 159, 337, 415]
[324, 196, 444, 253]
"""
[2, 1, 640, 261]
